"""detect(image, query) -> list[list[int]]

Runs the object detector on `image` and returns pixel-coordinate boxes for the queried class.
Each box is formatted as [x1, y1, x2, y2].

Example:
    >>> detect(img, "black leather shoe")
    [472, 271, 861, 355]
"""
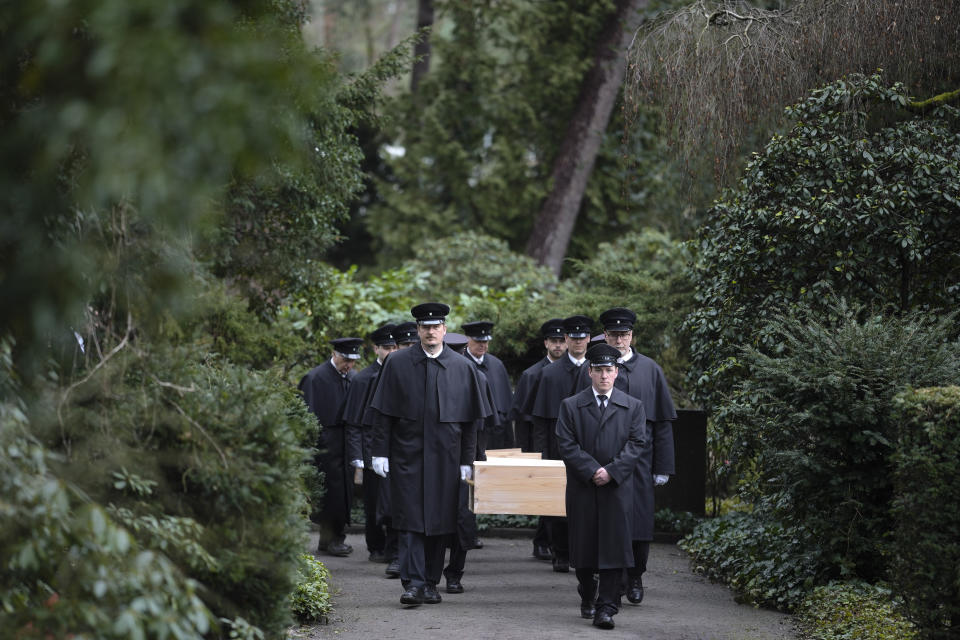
[552, 557, 570, 573]
[368, 550, 386, 563]
[577, 581, 597, 618]
[533, 544, 552, 560]
[422, 584, 442, 604]
[400, 586, 423, 607]
[473, 537, 484, 549]
[626, 576, 644, 604]
[446, 579, 464, 594]
[385, 559, 400, 578]
[325, 541, 353, 557]
[593, 611, 615, 629]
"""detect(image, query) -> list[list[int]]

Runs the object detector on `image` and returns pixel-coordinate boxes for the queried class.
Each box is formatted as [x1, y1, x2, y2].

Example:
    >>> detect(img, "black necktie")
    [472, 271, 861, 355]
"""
[598, 394, 607, 414]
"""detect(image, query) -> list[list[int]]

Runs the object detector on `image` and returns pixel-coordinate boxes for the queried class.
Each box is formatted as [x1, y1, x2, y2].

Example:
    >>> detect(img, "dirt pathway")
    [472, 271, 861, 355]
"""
[299, 531, 797, 640]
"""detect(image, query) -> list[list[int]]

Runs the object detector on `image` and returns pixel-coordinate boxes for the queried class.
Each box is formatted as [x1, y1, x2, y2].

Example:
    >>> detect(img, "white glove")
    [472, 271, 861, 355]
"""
[350, 459, 364, 469]
[460, 465, 473, 481]
[372, 457, 389, 478]
[654, 474, 669, 486]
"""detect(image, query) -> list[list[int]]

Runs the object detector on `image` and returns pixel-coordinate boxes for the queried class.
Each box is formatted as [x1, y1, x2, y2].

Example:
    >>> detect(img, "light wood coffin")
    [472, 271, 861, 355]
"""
[483, 448, 544, 459]
[471, 457, 567, 516]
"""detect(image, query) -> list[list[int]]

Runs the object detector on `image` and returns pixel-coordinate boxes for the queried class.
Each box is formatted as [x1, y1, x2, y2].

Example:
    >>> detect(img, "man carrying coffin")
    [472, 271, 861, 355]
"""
[461, 320, 514, 450]
[343, 324, 398, 563]
[556, 343, 646, 630]
[368, 302, 491, 607]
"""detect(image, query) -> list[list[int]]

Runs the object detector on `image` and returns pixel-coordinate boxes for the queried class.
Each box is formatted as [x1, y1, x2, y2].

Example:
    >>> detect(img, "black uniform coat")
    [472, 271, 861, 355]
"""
[467, 352, 513, 438]
[298, 360, 355, 524]
[368, 345, 490, 535]
[576, 349, 677, 540]
[509, 356, 550, 452]
[524, 355, 584, 459]
[342, 360, 382, 467]
[556, 387, 646, 569]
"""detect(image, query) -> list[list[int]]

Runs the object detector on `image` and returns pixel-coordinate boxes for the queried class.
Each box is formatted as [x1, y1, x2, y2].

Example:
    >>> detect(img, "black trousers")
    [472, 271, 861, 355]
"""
[532, 516, 551, 547]
[547, 516, 568, 560]
[362, 468, 386, 552]
[626, 540, 650, 578]
[398, 531, 446, 589]
[443, 533, 467, 581]
[577, 567, 621, 615]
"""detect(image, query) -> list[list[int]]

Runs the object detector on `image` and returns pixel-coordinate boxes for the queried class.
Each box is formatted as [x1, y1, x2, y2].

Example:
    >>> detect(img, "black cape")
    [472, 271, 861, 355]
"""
[556, 387, 645, 569]
[509, 356, 550, 452]
[342, 360, 382, 467]
[524, 355, 585, 459]
[368, 345, 490, 535]
[298, 360, 355, 524]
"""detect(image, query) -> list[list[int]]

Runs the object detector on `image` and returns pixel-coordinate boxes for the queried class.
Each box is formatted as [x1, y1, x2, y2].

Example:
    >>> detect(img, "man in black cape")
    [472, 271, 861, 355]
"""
[509, 317, 567, 560]
[368, 302, 491, 607]
[580, 307, 677, 605]
[461, 320, 514, 450]
[343, 324, 398, 563]
[556, 343, 646, 630]
[523, 314, 593, 573]
[298, 336, 364, 556]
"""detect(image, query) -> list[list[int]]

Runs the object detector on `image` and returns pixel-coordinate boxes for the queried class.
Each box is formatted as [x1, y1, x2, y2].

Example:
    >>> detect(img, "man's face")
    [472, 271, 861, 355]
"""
[604, 329, 633, 357]
[332, 352, 356, 375]
[566, 334, 590, 359]
[418, 322, 446, 348]
[544, 336, 567, 360]
[467, 337, 488, 359]
[374, 343, 398, 361]
[589, 364, 618, 394]
[397, 341, 413, 350]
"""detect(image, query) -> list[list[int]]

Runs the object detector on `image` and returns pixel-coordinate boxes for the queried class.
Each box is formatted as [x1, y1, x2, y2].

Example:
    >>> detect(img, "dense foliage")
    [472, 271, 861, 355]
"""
[796, 581, 919, 640]
[354, 0, 701, 268]
[890, 387, 960, 637]
[686, 73, 960, 415]
[728, 303, 960, 583]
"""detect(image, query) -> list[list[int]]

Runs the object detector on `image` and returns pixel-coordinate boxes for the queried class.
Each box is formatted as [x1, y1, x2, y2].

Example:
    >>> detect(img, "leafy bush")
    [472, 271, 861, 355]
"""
[685, 72, 960, 415]
[26, 341, 318, 638]
[680, 509, 827, 610]
[475, 514, 539, 531]
[890, 386, 960, 637]
[726, 301, 960, 582]
[797, 581, 919, 640]
[290, 554, 333, 624]
[654, 508, 700, 537]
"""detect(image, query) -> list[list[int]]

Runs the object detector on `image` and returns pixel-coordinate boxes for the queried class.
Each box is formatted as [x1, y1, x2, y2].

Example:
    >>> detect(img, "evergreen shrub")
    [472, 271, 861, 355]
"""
[290, 554, 333, 624]
[797, 581, 919, 640]
[890, 386, 960, 637]
[726, 302, 960, 582]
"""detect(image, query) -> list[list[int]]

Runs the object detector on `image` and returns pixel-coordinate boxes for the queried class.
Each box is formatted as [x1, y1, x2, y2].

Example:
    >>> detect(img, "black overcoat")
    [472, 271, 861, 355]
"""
[298, 360, 355, 524]
[525, 355, 584, 459]
[577, 349, 677, 540]
[470, 352, 512, 425]
[556, 387, 646, 569]
[343, 360, 381, 467]
[509, 356, 550, 452]
[368, 345, 490, 535]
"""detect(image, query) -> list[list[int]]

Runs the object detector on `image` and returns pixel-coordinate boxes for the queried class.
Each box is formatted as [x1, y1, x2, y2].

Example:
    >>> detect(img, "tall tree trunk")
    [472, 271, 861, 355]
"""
[411, 0, 434, 92]
[525, 0, 648, 275]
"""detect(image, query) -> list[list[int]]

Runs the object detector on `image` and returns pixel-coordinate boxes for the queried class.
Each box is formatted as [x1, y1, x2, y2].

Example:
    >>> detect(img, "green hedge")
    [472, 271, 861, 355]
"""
[890, 386, 960, 638]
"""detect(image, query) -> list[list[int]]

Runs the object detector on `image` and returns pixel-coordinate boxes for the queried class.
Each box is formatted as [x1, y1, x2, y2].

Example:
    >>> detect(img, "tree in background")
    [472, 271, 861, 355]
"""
[628, 0, 960, 181]
[353, 0, 701, 271]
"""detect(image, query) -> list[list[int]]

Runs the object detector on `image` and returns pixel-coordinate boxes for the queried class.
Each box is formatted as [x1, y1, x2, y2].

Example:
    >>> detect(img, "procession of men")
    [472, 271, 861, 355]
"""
[299, 303, 677, 631]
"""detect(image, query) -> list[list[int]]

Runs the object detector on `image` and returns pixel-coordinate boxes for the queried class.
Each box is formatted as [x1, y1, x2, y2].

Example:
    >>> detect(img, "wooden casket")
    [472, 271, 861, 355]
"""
[471, 453, 566, 516]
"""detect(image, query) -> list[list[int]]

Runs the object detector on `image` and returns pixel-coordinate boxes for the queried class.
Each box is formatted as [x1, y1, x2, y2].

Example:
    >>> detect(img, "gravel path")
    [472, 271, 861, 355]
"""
[299, 531, 798, 640]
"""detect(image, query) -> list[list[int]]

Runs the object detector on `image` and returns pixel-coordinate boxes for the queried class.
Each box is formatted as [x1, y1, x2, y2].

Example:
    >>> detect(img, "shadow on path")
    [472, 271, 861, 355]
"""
[301, 532, 797, 640]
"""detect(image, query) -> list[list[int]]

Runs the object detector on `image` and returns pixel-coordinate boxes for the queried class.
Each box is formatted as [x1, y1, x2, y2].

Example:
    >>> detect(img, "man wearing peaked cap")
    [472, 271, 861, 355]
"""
[461, 320, 514, 450]
[298, 336, 365, 557]
[394, 321, 419, 346]
[556, 342, 646, 630]
[366, 302, 492, 607]
[582, 306, 677, 606]
[509, 317, 567, 561]
[343, 325, 398, 566]
[523, 314, 594, 573]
